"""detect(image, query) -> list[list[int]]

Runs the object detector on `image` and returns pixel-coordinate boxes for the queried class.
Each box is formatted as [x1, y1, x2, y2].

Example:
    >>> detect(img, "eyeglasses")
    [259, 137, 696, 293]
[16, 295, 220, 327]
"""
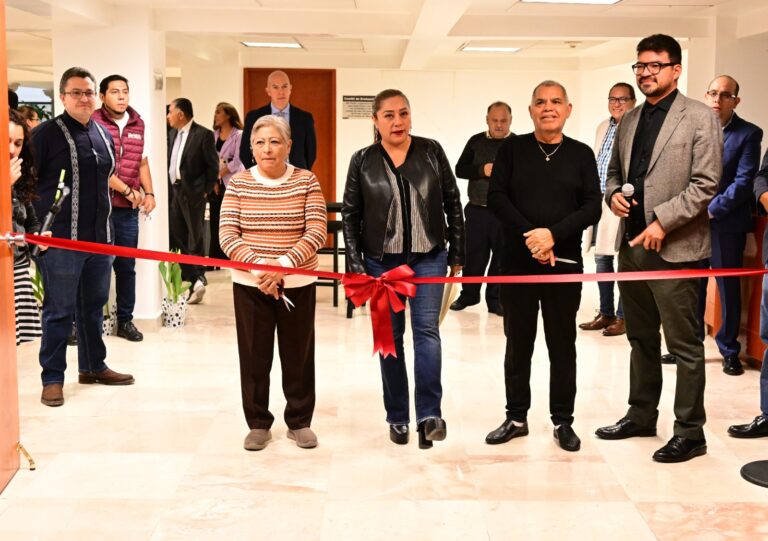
[631, 62, 676, 75]
[63, 89, 96, 100]
[706, 90, 737, 101]
[608, 97, 634, 104]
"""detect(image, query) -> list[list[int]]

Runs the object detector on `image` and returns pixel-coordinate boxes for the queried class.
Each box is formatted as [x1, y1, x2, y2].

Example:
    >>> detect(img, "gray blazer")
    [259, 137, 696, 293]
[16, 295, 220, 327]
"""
[605, 92, 722, 262]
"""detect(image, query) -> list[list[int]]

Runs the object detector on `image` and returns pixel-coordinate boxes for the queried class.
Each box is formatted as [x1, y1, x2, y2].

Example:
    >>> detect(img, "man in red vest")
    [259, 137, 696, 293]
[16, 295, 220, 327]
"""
[92, 74, 156, 342]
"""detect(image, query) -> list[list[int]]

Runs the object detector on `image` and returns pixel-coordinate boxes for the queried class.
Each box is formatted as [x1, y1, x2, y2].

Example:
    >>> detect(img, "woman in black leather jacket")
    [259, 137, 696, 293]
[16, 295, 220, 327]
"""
[342, 89, 464, 449]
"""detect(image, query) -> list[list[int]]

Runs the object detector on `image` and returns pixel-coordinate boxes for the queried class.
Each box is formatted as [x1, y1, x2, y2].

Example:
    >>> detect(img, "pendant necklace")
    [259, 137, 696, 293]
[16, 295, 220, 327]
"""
[537, 139, 563, 162]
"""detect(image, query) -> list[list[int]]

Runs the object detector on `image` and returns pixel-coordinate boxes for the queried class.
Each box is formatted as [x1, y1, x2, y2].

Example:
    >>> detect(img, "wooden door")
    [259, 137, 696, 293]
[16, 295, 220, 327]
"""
[0, 0, 21, 494]
[242, 68, 336, 203]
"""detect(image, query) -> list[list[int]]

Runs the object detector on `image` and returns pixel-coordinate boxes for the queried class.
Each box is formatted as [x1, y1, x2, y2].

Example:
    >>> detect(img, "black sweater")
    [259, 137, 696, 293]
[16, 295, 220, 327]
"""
[454, 131, 511, 206]
[488, 133, 602, 274]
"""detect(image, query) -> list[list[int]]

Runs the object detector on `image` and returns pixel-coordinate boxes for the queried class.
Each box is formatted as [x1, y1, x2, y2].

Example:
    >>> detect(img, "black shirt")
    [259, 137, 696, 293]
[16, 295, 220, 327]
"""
[32, 112, 114, 243]
[488, 133, 602, 274]
[626, 89, 678, 237]
[455, 131, 511, 206]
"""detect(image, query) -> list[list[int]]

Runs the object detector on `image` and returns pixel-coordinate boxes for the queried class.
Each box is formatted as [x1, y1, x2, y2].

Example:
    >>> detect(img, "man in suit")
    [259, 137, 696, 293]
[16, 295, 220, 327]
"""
[239, 70, 316, 170]
[697, 76, 762, 375]
[595, 34, 722, 463]
[166, 97, 219, 303]
[728, 149, 768, 439]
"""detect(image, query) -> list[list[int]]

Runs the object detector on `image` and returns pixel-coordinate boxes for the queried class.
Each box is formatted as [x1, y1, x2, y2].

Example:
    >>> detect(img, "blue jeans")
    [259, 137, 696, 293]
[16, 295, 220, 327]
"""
[364, 249, 447, 425]
[595, 255, 623, 319]
[759, 271, 768, 418]
[111, 207, 139, 322]
[36, 248, 113, 385]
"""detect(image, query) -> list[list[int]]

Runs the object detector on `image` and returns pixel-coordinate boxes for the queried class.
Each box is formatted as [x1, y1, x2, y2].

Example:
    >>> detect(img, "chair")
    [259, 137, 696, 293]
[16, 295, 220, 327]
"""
[317, 202, 344, 307]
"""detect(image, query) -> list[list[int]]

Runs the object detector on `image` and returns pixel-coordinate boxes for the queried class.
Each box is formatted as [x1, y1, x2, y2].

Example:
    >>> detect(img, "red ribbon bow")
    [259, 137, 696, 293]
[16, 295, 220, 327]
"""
[342, 264, 417, 358]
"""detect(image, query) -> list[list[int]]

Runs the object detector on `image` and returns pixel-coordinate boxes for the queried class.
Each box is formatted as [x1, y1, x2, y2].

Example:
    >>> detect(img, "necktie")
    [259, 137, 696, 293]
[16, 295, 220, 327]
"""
[168, 131, 184, 183]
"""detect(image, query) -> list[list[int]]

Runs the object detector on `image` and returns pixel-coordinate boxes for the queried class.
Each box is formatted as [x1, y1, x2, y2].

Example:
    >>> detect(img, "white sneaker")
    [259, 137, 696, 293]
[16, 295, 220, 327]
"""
[187, 280, 206, 304]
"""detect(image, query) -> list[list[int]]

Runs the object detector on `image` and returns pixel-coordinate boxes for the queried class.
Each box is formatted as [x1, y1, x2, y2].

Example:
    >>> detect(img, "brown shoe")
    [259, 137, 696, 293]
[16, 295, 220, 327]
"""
[41, 384, 64, 407]
[78, 368, 135, 385]
[244, 429, 272, 451]
[287, 427, 318, 449]
[579, 313, 616, 331]
[602, 318, 626, 336]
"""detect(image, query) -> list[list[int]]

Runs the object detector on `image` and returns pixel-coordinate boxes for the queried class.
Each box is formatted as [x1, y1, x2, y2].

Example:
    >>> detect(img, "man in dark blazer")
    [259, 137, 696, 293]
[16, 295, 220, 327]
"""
[239, 70, 316, 170]
[167, 97, 219, 303]
[596, 34, 722, 463]
[697, 75, 763, 376]
[728, 149, 768, 439]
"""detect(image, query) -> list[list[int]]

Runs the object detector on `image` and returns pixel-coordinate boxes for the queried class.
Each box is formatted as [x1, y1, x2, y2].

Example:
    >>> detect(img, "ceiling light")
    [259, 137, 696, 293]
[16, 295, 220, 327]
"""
[461, 45, 521, 53]
[521, 0, 620, 4]
[240, 41, 302, 49]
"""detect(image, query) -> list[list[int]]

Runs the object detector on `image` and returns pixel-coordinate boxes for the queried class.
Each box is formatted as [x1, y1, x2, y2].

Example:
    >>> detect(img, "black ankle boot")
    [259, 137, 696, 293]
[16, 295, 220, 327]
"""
[389, 424, 409, 445]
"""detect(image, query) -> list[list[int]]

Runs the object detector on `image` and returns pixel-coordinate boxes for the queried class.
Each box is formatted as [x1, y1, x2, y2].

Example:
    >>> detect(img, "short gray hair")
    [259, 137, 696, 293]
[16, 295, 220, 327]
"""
[531, 80, 569, 103]
[250, 114, 292, 148]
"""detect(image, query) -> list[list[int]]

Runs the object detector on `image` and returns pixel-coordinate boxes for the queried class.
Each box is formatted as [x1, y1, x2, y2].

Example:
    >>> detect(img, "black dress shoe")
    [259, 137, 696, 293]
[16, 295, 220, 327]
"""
[652, 435, 707, 463]
[728, 416, 768, 438]
[554, 424, 581, 452]
[449, 298, 477, 311]
[417, 417, 447, 449]
[722, 354, 744, 376]
[389, 424, 409, 445]
[595, 417, 657, 440]
[660, 353, 677, 365]
[485, 419, 529, 444]
[116, 320, 144, 342]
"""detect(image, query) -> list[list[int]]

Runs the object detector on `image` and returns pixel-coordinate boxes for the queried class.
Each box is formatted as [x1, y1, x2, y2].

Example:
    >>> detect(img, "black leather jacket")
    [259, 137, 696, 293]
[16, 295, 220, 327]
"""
[342, 136, 465, 274]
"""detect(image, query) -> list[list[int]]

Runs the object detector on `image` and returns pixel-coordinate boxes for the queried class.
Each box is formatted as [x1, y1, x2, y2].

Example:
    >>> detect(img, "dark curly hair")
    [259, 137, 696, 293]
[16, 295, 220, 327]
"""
[9, 108, 38, 204]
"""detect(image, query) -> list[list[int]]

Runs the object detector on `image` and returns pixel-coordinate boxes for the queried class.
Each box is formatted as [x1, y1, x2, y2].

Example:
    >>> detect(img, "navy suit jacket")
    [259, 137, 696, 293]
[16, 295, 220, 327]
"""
[753, 148, 768, 263]
[239, 103, 317, 171]
[709, 113, 763, 233]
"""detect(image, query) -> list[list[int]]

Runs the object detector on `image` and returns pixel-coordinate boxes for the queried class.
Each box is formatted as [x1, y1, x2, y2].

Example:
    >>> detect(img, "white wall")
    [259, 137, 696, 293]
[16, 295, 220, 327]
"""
[334, 68, 583, 204]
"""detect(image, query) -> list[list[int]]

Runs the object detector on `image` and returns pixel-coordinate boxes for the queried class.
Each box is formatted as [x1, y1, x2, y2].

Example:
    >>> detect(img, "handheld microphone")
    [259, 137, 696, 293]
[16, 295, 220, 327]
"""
[31, 170, 69, 257]
[621, 183, 635, 206]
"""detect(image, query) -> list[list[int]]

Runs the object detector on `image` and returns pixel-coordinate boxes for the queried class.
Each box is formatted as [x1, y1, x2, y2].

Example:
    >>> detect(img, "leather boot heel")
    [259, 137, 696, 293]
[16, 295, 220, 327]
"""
[417, 423, 433, 449]
[424, 417, 447, 441]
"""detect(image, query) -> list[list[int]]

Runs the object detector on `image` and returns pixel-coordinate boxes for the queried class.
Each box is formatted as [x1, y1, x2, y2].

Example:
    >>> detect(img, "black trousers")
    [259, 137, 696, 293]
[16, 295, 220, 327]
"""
[618, 243, 706, 439]
[207, 184, 228, 262]
[169, 184, 206, 284]
[501, 281, 582, 425]
[458, 204, 502, 306]
[233, 282, 316, 430]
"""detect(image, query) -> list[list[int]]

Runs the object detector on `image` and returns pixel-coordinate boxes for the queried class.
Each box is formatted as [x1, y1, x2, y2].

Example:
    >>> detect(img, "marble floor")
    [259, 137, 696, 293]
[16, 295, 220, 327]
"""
[2, 261, 768, 541]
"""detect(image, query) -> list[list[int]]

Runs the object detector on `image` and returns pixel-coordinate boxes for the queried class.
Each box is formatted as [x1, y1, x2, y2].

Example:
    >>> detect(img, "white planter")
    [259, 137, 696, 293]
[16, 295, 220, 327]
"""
[102, 304, 117, 336]
[161, 297, 188, 328]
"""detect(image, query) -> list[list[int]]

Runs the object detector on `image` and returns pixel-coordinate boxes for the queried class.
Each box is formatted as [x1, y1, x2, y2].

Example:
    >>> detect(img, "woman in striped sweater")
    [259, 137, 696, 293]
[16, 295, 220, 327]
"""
[220, 115, 327, 452]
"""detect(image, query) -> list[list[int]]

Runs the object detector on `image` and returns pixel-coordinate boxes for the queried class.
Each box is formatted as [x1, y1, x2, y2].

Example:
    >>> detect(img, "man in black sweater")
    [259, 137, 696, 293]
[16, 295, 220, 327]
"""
[450, 101, 512, 316]
[484, 81, 602, 452]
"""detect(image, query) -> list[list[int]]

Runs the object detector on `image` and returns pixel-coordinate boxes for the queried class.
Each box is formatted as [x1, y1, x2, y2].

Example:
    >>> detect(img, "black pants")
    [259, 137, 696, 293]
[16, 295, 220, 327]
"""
[458, 204, 502, 307]
[618, 243, 706, 439]
[207, 184, 228, 262]
[501, 281, 582, 425]
[169, 184, 206, 284]
[233, 282, 316, 430]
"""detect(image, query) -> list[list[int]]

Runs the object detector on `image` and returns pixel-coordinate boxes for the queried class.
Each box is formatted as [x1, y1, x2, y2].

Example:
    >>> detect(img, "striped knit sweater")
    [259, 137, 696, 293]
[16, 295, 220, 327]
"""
[219, 165, 327, 288]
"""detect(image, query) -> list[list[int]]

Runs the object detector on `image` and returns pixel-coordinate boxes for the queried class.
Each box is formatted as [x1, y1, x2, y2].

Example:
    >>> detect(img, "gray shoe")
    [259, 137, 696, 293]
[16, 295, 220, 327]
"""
[187, 280, 206, 305]
[287, 427, 318, 449]
[243, 429, 272, 451]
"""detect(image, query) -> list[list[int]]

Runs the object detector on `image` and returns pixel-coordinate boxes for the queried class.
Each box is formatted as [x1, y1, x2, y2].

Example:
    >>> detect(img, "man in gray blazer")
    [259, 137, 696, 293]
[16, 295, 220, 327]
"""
[595, 34, 722, 463]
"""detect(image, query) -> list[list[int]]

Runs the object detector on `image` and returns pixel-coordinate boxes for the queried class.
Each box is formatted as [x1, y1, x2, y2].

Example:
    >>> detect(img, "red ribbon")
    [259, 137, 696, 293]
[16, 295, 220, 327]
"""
[22, 233, 768, 360]
[342, 265, 417, 357]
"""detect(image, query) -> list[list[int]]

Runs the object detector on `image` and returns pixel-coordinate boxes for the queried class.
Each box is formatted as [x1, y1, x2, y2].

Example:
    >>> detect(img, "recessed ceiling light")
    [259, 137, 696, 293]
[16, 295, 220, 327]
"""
[240, 41, 302, 49]
[461, 45, 521, 53]
[521, 0, 620, 4]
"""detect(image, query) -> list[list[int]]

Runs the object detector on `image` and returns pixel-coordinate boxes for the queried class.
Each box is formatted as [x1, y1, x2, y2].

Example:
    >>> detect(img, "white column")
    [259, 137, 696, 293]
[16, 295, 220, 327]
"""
[179, 54, 243, 128]
[51, 6, 167, 323]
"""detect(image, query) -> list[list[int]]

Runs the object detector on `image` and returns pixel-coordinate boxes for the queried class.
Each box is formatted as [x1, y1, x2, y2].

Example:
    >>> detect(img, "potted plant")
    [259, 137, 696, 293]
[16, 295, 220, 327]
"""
[159, 258, 191, 328]
[102, 301, 117, 336]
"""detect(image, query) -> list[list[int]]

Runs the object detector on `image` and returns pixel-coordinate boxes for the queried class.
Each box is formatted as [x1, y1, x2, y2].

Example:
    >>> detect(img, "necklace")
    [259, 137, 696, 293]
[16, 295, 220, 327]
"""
[537, 139, 563, 162]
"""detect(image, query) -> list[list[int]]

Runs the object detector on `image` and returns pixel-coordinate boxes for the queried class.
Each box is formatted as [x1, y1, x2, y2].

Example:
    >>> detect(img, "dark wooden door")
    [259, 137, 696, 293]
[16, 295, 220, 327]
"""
[0, 0, 21, 494]
[243, 68, 336, 203]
